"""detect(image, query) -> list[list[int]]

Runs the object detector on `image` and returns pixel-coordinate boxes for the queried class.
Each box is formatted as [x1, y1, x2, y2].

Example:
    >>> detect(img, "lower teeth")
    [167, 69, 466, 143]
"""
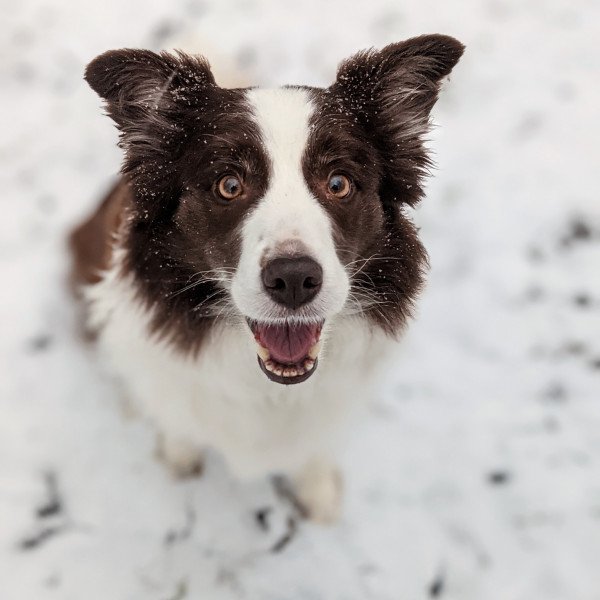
[263, 360, 280, 376]
[262, 358, 315, 377]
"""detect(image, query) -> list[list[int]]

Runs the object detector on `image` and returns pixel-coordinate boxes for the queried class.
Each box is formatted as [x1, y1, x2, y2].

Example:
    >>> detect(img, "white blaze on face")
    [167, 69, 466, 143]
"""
[230, 87, 350, 322]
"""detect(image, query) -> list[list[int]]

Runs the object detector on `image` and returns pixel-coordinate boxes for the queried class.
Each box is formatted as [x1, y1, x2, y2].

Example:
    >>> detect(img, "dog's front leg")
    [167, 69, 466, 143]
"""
[290, 457, 343, 524]
[156, 434, 204, 479]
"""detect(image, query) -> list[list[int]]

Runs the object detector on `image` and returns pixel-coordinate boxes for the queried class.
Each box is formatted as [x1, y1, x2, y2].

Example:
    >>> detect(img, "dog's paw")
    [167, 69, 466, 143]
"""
[156, 436, 204, 479]
[293, 460, 343, 524]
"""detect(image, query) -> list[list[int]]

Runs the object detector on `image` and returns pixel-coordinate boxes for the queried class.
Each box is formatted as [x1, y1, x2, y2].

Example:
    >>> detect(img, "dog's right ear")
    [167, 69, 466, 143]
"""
[332, 35, 464, 126]
[85, 49, 216, 128]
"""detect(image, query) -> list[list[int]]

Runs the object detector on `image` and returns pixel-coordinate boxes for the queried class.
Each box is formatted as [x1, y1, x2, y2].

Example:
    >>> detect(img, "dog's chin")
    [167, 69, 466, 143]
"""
[246, 318, 323, 385]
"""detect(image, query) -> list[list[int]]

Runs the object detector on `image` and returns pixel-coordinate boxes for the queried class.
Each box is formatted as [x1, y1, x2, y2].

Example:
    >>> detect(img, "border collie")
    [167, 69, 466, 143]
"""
[71, 35, 463, 522]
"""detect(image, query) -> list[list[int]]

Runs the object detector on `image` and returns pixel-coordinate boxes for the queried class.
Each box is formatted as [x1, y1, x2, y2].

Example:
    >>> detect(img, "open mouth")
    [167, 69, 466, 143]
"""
[248, 319, 323, 385]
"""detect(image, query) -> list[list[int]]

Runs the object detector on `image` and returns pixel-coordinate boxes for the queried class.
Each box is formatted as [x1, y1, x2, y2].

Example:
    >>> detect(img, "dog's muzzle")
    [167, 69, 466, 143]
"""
[247, 255, 324, 385]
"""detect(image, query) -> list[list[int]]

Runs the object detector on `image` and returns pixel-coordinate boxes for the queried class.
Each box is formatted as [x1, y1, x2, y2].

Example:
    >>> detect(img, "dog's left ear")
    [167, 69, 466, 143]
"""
[331, 35, 465, 205]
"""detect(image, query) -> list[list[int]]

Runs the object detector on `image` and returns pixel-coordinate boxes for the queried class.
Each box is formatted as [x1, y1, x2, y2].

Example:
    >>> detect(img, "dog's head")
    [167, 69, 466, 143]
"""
[85, 35, 463, 384]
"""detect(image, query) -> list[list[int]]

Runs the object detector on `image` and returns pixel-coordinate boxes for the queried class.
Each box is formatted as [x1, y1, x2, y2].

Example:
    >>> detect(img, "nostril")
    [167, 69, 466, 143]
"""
[303, 276, 321, 289]
[272, 277, 286, 290]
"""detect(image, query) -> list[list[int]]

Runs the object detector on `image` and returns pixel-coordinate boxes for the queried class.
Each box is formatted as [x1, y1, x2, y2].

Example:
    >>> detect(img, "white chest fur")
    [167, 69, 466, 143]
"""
[85, 265, 392, 480]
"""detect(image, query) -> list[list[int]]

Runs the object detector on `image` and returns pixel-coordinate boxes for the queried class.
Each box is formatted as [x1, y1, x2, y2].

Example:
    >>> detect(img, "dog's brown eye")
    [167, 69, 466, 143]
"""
[217, 175, 243, 200]
[327, 174, 352, 199]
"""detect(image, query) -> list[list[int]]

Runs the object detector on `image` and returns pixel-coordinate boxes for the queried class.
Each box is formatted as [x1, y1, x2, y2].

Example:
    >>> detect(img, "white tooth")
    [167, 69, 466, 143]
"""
[256, 345, 270, 361]
[264, 360, 276, 373]
[303, 358, 315, 371]
[308, 341, 321, 359]
[283, 367, 298, 378]
[273, 366, 283, 376]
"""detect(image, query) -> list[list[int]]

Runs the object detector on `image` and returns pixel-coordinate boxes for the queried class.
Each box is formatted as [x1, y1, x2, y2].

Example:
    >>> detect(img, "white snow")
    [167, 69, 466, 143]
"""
[1, 0, 599, 598]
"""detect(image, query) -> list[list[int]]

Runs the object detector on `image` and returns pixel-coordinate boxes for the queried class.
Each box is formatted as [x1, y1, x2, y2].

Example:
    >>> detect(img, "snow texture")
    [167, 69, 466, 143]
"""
[1, 0, 599, 598]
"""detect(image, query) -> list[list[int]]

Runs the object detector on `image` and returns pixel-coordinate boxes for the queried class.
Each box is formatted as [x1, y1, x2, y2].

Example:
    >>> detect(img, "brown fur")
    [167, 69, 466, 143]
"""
[69, 179, 130, 285]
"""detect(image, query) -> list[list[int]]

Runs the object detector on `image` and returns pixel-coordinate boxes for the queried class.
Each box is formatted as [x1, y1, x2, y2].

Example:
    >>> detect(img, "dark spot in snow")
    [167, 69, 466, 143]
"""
[254, 506, 272, 532]
[428, 572, 445, 597]
[589, 357, 600, 371]
[527, 246, 544, 262]
[573, 293, 592, 308]
[215, 568, 242, 593]
[488, 470, 511, 486]
[18, 471, 68, 551]
[37, 472, 62, 518]
[149, 20, 182, 47]
[164, 505, 196, 546]
[560, 217, 597, 248]
[13, 61, 36, 83]
[543, 416, 561, 433]
[514, 112, 544, 141]
[28, 334, 52, 352]
[164, 579, 188, 600]
[571, 220, 592, 240]
[19, 525, 64, 551]
[542, 382, 567, 403]
[525, 285, 544, 302]
[561, 340, 587, 356]
[272, 475, 309, 518]
[271, 515, 298, 553]
[44, 573, 61, 589]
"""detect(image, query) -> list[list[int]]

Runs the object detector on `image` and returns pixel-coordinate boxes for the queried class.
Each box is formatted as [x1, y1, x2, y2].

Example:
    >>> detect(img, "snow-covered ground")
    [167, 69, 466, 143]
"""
[1, 0, 599, 598]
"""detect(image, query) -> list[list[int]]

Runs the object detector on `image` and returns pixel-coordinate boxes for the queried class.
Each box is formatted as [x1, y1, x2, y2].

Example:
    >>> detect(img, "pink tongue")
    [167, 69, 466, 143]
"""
[255, 323, 319, 364]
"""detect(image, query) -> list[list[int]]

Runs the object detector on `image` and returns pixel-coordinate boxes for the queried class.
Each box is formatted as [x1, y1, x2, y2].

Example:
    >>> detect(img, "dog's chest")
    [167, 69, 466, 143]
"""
[86, 271, 391, 476]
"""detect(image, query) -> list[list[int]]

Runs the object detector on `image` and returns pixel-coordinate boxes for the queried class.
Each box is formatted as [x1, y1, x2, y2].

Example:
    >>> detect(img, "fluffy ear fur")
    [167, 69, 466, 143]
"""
[331, 34, 465, 206]
[85, 49, 216, 124]
[85, 49, 217, 169]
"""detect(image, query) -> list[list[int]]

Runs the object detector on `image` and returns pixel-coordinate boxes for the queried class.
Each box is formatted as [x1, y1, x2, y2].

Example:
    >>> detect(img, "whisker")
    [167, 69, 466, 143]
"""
[192, 289, 229, 313]
[168, 267, 235, 298]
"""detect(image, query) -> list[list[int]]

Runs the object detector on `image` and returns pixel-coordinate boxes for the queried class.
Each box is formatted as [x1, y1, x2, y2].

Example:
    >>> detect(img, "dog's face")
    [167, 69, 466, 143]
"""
[85, 35, 463, 384]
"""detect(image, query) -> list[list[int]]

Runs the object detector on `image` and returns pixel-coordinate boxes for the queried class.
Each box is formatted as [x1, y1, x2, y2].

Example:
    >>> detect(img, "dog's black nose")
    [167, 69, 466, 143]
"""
[262, 256, 323, 309]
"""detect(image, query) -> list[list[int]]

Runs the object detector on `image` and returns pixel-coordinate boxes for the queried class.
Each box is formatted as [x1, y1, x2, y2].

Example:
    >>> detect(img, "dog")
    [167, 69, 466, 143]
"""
[70, 34, 464, 522]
